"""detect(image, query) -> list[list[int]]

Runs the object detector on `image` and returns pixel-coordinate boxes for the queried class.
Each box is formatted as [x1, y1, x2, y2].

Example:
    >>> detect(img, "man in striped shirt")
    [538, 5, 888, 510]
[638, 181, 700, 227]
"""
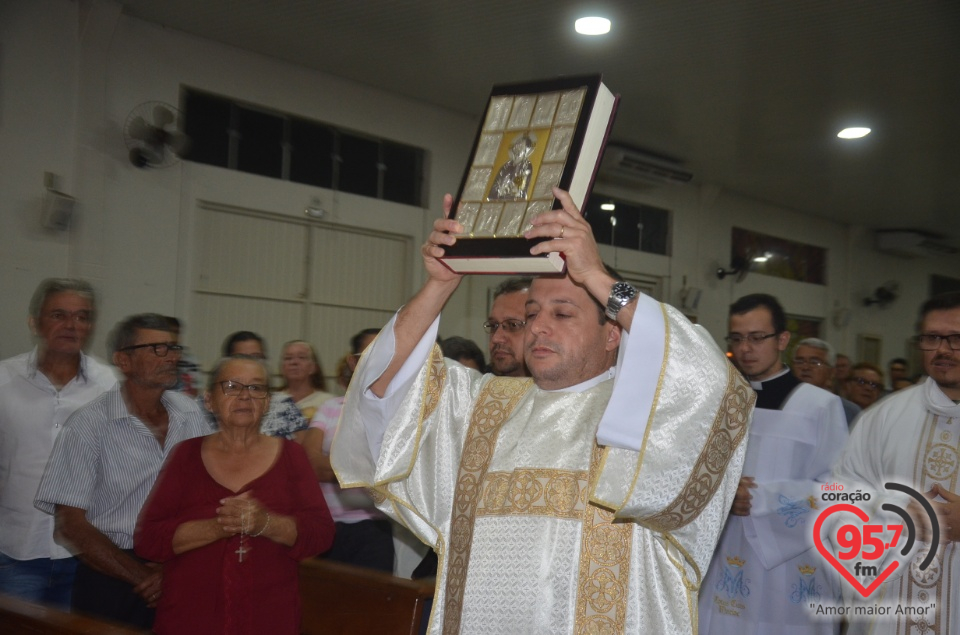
[35, 313, 212, 629]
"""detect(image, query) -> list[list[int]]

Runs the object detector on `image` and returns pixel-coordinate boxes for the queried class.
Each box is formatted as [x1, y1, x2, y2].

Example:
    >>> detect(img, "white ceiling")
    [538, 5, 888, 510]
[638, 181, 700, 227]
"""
[117, 0, 960, 245]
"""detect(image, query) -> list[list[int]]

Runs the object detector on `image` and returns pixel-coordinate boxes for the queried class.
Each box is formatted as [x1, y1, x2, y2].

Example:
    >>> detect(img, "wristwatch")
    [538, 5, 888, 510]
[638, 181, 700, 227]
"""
[605, 281, 638, 321]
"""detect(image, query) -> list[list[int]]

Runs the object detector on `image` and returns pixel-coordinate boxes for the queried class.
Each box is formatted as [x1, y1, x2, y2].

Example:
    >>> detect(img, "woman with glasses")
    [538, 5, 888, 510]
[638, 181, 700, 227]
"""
[135, 356, 334, 635]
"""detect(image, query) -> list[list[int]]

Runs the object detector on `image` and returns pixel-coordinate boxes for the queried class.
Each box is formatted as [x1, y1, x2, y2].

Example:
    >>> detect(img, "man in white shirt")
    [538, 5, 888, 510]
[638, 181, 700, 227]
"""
[0, 279, 117, 608]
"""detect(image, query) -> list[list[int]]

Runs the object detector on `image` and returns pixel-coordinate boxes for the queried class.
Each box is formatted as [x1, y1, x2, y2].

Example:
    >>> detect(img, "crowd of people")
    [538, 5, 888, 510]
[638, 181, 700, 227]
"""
[1, 188, 958, 635]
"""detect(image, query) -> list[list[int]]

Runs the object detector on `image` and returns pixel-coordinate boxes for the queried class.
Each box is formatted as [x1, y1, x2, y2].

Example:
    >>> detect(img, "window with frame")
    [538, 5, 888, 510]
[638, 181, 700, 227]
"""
[181, 88, 425, 207]
[583, 196, 670, 255]
[731, 227, 827, 285]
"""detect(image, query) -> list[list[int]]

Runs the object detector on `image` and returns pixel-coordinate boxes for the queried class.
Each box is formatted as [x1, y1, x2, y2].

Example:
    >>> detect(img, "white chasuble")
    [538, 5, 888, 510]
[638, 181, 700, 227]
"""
[833, 379, 960, 635]
[332, 297, 755, 634]
[699, 383, 848, 635]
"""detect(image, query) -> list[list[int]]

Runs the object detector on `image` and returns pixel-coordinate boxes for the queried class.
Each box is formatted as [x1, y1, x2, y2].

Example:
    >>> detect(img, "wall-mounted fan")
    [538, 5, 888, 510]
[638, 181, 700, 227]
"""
[863, 280, 900, 308]
[122, 101, 190, 168]
[716, 256, 749, 282]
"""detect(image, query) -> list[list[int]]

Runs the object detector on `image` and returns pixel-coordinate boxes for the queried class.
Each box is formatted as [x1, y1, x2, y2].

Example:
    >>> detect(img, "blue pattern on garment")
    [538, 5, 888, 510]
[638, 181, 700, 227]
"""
[716, 562, 751, 599]
[776, 494, 811, 528]
[789, 572, 822, 604]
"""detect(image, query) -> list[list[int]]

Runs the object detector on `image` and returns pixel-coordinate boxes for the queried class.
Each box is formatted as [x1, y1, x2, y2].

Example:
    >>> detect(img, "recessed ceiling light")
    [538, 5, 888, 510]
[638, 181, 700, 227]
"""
[600, 203, 616, 211]
[838, 127, 871, 139]
[575, 17, 611, 35]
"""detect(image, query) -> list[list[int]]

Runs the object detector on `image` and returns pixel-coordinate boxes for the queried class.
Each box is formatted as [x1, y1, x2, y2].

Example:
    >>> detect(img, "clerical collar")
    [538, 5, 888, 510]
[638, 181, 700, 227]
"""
[750, 367, 802, 410]
[748, 366, 791, 391]
[544, 366, 616, 394]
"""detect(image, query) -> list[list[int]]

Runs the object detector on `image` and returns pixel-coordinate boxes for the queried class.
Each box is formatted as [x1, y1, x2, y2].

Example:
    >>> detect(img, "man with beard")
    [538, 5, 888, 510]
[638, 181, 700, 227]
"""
[332, 188, 753, 634]
[35, 313, 211, 628]
[484, 277, 532, 377]
[833, 292, 960, 635]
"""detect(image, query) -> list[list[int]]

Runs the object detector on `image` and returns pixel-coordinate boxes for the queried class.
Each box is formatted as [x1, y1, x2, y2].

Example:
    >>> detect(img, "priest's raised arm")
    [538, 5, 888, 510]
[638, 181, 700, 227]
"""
[332, 188, 755, 634]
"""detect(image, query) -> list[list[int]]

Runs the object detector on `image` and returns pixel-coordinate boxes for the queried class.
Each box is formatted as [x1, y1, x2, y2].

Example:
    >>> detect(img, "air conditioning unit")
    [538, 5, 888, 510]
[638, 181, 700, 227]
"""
[874, 230, 958, 258]
[598, 145, 693, 186]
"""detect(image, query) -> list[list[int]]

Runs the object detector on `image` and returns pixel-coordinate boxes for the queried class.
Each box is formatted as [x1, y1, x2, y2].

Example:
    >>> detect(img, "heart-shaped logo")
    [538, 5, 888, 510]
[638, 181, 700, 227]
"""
[813, 503, 900, 598]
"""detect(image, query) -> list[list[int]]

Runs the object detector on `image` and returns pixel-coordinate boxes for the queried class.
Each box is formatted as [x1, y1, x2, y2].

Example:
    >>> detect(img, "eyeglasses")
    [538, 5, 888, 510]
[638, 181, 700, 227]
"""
[120, 342, 184, 357]
[725, 333, 778, 346]
[793, 357, 829, 368]
[915, 333, 960, 351]
[44, 310, 92, 325]
[218, 380, 269, 399]
[849, 377, 883, 391]
[483, 319, 526, 334]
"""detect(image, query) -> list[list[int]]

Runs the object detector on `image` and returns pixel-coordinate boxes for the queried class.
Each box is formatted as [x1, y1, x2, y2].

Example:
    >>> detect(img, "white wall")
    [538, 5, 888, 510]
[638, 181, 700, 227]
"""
[2, 0, 958, 378]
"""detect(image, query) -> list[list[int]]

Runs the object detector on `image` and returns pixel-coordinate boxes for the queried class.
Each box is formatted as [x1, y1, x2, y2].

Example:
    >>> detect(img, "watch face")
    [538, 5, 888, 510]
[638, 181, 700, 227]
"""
[613, 282, 636, 303]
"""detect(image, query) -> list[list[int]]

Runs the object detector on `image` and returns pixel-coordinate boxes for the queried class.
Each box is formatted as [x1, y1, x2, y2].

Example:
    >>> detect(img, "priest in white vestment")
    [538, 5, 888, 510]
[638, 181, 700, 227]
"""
[700, 294, 847, 635]
[833, 292, 960, 635]
[332, 189, 756, 634]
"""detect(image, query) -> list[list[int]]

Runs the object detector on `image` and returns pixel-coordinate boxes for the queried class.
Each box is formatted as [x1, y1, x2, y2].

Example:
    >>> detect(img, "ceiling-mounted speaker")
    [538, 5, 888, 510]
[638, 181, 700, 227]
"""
[42, 190, 76, 231]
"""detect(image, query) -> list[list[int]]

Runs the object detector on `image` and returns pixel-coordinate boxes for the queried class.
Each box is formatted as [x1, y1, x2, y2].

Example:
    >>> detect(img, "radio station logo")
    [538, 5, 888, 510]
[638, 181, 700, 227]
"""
[813, 481, 939, 599]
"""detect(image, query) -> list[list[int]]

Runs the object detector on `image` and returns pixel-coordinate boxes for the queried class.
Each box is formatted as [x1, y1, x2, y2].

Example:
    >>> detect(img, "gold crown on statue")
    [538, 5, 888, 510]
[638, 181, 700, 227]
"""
[726, 556, 745, 568]
[799, 565, 816, 576]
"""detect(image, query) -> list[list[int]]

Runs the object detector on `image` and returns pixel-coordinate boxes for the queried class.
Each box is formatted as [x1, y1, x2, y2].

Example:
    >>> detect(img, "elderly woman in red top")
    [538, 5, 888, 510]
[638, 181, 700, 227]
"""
[135, 355, 334, 635]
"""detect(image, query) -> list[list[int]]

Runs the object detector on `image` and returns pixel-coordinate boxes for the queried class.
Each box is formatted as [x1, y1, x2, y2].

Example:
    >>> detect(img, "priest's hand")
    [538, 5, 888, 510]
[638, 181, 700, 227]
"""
[371, 194, 463, 398]
[731, 476, 756, 516]
[421, 194, 465, 284]
[526, 188, 606, 288]
[526, 188, 640, 329]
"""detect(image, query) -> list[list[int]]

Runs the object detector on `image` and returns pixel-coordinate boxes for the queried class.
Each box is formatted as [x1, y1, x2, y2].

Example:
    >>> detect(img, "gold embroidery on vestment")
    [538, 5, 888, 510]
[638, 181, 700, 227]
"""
[575, 445, 631, 634]
[642, 364, 754, 531]
[441, 376, 532, 634]
[476, 468, 588, 520]
[897, 412, 958, 635]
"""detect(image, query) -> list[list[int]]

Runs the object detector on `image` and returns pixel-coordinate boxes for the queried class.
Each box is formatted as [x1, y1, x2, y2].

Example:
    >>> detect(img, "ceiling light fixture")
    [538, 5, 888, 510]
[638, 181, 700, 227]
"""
[600, 203, 616, 211]
[837, 127, 871, 139]
[575, 17, 611, 35]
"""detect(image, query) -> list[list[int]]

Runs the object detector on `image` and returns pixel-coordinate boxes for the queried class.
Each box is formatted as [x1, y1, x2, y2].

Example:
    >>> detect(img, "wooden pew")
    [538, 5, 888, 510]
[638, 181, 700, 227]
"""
[0, 559, 437, 635]
[299, 559, 436, 635]
[0, 593, 145, 634]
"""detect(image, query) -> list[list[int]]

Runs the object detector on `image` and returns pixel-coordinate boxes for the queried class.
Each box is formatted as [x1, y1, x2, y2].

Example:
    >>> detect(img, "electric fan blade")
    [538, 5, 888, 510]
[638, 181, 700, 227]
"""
[153, 104, 174, 128]
[128, 116, 153, 142]
[166, 131, 191, 156]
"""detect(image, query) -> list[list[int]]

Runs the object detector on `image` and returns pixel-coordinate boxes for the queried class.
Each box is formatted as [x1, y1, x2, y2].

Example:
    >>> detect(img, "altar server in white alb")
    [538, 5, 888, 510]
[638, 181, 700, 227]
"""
[833, 292, 960, 635]
[699, 294, 848, 635]
[332, 188, 756, 634]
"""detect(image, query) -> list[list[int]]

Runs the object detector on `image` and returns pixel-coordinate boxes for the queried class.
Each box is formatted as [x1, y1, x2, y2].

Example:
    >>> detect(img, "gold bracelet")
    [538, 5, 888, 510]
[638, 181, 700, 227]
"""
[250, 511, 271, 537]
